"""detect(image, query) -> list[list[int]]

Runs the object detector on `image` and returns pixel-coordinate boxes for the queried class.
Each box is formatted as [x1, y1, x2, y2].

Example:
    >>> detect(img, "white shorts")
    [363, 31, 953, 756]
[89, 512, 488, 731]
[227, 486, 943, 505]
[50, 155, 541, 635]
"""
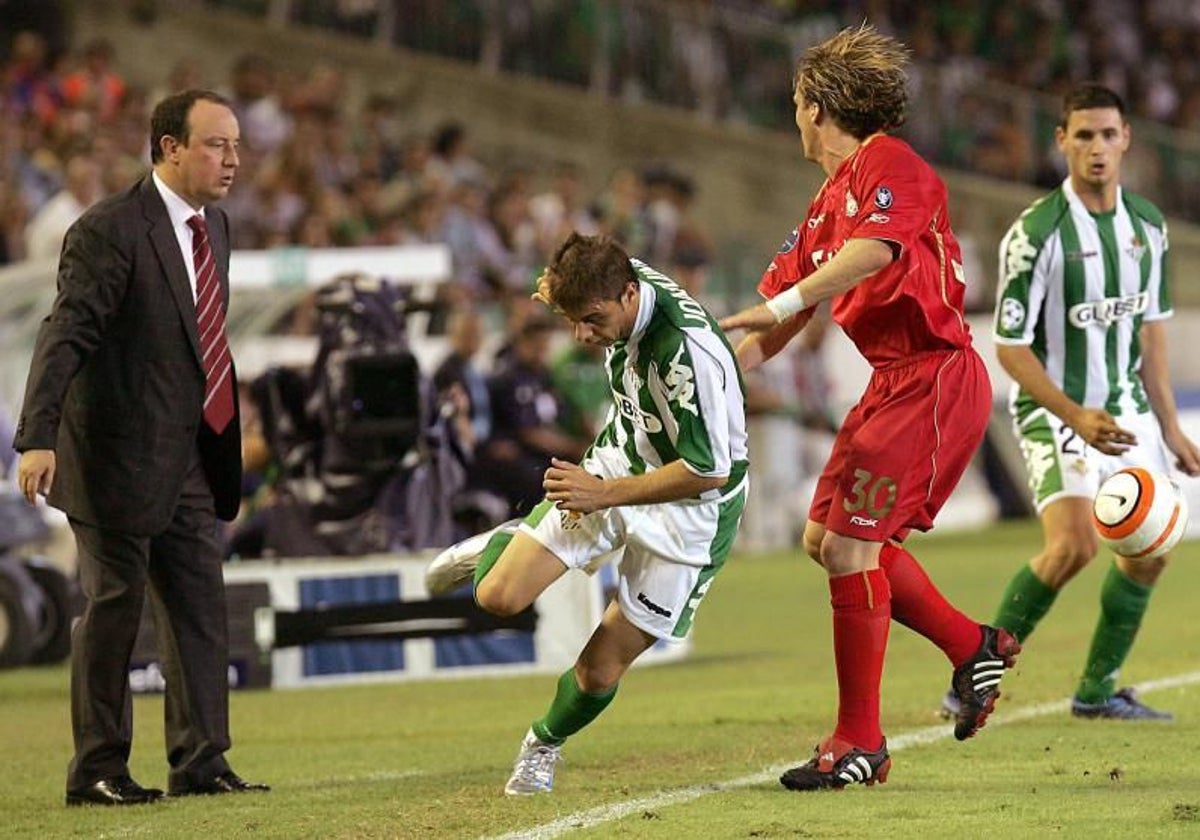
[1014, 409, 1173, 512]
[519, 446, 746, 641]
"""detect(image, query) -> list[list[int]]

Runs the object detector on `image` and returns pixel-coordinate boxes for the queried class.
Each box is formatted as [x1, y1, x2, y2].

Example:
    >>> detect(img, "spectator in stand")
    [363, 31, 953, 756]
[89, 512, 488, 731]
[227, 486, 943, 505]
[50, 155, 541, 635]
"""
[433, 305, 492, 450]
[428, 120, 487, 190]
[287, 62, 345, 119]
[529, 160, 600, 257]
[316, 115, 362, 191]
[667, 242, 720, 315]
[641, 164, 680, 266]
[479, 176, 539, 294]
[290, 208, 336, 248]
[11, 111, 61, 216]
[150, 56, 206, 106]
[474, 314, 589, 517]
[393, 189, 446, 246]
[354, 93, 405, 182]
[549, 340, 609, 443]
[23, 147, 100, 261]
[60, 38, 126, 124]
[440, 176, 485, 285]
[246, 161, 308, 247]
[379, 131, 436, 212]
[670, 0, 730, 121]
[592, 166, 650, 256]
[3, 31, 61, 128]
[90, 120, 148, 199]
[227, 53, 290, 155]
[0, 168, 29, 265]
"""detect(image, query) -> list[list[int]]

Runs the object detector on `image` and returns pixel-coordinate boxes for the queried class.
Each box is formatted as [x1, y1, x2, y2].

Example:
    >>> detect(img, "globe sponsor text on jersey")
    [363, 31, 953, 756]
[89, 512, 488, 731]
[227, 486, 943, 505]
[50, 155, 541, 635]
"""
[1066, 291, 1149, 328]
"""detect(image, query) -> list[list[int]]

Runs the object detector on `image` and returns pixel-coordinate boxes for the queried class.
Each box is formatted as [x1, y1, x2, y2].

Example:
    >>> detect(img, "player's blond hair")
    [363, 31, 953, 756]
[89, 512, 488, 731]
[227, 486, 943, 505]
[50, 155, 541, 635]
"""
[794, 24, 909, 138]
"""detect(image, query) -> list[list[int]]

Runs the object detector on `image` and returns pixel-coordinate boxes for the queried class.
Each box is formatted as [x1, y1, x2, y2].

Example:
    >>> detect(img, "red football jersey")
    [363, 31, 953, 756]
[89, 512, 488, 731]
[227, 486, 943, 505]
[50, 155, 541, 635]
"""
[759, 135, 973, 367]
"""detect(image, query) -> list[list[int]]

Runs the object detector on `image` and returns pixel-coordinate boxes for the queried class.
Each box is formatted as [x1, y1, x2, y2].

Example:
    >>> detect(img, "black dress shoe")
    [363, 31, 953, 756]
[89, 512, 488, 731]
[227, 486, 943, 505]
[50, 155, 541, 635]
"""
[66, 776, 165, 807]
[169, 771, 270, 796]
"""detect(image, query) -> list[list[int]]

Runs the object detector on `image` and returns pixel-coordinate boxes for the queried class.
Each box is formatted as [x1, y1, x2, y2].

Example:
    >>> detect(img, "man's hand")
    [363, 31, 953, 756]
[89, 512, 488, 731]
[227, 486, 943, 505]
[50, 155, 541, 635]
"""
[17, 449, 56, 504]
[543, 458, 609, 515]
[719, 302, 779, 333]
[1163, 427, 1200, 476]
[1069, 407, 1136, 455]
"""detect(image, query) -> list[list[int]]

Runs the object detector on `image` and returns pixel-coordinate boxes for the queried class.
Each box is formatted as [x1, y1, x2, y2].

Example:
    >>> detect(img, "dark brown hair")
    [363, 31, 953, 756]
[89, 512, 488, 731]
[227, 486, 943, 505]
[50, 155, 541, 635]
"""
[545, 232, 637, 315]
[150, 89, 233, 163]
[1060, 83, 1126, 127]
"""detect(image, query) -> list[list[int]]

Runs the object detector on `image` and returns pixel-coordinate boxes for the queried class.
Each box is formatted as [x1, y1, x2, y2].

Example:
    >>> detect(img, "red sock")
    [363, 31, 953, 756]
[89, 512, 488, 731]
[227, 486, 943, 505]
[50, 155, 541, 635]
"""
[879, 542, 982, 666]
[829, 568, 890, 751]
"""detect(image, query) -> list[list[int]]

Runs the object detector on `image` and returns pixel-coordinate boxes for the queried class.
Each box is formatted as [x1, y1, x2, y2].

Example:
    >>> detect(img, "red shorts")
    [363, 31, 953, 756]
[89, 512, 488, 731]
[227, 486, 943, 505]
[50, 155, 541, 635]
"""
[810, 348, 991, 542]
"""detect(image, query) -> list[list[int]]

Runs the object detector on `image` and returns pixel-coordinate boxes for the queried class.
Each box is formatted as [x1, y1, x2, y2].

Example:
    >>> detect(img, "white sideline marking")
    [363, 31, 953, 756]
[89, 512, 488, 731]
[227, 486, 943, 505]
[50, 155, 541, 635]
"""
[486, 670, 1200, 840]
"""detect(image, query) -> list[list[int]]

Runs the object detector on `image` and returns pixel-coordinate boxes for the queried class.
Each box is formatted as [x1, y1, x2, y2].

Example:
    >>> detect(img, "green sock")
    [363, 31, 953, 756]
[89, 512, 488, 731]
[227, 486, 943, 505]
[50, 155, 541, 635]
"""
[531, 669, 618, 746]
[1075, 564, 1152, 704]
[471, 529, 514, 591]
[993, 563, 1058, 642]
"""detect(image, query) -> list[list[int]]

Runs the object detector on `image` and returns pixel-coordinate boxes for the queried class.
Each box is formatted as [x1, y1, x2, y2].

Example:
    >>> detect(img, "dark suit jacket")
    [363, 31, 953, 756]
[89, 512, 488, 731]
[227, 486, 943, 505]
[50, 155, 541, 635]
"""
[14, 176, 242, 535]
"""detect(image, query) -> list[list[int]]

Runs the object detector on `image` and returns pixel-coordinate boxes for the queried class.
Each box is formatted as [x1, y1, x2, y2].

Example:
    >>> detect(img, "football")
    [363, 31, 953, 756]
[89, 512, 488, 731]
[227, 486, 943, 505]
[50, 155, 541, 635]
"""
[1092, 467, 1189, 560]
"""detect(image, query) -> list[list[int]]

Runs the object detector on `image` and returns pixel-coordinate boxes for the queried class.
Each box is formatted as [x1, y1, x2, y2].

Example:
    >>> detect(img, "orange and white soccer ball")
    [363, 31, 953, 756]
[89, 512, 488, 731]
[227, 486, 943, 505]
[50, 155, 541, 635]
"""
[1092, 467, 1188, 560]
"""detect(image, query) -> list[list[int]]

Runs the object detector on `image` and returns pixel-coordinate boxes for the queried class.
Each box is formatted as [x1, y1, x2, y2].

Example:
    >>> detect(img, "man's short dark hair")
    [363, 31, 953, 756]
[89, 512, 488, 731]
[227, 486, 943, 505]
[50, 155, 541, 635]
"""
[150, 89, 233, 164]
[1061, 83, 1126, 127]
[546, 233, 637, 315]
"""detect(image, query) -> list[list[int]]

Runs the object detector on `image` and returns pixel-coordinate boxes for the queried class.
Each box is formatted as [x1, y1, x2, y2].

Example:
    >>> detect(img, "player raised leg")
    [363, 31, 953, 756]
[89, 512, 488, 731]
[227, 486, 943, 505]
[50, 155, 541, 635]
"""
[425, 518, 522, 596]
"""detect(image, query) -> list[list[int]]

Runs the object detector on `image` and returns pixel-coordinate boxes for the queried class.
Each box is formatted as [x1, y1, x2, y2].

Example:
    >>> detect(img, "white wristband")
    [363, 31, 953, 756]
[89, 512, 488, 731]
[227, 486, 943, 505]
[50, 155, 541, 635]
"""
[763, 284, 808, 323]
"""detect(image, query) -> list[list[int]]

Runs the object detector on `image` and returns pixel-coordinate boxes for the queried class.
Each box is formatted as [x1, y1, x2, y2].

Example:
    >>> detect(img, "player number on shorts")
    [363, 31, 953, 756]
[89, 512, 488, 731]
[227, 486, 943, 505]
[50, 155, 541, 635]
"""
[842, 468, 898, 518]
[1059, 427, 1082, 456]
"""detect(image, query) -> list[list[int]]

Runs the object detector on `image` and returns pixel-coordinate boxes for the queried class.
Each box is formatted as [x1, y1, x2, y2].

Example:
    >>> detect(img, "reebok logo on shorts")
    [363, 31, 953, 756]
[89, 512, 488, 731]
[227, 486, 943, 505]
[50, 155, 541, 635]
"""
[849, 515, 879, 528]
[637, 592, 672, 618]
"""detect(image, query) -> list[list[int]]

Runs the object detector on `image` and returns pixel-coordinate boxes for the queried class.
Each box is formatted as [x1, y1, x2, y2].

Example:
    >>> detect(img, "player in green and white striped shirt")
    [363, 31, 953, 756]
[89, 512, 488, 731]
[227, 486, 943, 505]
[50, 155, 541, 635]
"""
[426, 232, 748, 794]
[965, 84, 1200, 721]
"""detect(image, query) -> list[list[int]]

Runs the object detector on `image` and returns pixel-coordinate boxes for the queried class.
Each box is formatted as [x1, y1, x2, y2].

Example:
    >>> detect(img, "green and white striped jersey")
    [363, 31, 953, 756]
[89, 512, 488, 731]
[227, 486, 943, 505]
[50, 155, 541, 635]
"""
[993, 179, 1171, 421]
[593, 259, 749, 497]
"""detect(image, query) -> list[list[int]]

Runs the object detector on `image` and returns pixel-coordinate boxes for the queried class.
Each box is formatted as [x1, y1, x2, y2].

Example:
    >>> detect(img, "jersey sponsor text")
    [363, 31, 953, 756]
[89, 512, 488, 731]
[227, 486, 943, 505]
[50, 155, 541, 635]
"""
[1067, 292, 1149, 328]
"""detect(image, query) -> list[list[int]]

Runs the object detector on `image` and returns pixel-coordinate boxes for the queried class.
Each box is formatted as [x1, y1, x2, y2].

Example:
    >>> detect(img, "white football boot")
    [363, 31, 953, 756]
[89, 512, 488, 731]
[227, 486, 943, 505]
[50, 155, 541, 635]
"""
[424, 518, 521, 596]
[504, 728, 563, 795]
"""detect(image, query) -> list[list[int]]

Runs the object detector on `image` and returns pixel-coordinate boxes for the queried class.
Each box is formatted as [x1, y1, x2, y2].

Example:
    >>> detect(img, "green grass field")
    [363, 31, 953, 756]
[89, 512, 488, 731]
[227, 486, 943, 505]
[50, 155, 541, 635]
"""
[3, 520, 1200, 839]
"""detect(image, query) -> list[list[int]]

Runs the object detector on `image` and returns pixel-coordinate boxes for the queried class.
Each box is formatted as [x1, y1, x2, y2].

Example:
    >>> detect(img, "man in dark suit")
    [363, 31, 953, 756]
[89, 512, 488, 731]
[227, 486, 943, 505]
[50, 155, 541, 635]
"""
[14, 90, 268, 806]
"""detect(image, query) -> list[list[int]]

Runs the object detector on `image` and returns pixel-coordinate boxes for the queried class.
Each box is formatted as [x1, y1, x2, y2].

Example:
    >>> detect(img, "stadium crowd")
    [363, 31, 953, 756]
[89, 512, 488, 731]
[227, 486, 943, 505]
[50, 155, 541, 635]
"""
[9, 1, 1200, 270]
[0, 30, 713, 278]
[251, 0, 1200, 220]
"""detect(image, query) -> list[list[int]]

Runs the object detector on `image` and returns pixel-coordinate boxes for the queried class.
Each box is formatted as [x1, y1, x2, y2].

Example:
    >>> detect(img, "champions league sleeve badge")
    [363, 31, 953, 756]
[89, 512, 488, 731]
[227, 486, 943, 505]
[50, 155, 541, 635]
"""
[778, 227, 799, 254]
[874, 186, 893, 210]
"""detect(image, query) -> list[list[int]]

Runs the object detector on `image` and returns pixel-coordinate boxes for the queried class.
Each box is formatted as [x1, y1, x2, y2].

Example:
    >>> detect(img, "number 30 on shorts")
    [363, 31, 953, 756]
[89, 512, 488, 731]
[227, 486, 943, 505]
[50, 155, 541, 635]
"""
[842, 468, 898, 518]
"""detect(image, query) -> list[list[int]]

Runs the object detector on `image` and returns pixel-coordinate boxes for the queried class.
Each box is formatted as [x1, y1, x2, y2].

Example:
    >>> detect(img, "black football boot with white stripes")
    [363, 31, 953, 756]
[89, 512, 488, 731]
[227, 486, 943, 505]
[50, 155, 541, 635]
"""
[780, 735, 891, 791]
[950, 624, 1022, 740]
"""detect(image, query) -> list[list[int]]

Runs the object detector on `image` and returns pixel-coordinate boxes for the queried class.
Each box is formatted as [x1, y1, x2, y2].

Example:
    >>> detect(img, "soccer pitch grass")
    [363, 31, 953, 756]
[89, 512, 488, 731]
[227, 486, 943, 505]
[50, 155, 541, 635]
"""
[3, 520, 1200, 839]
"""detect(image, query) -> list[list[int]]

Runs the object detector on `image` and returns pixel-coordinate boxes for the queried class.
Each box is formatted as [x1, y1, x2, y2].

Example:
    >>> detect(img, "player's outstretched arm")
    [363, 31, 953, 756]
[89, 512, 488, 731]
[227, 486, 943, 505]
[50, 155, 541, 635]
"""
[729, 313, 812, 372]
[721, 238, 894, 337]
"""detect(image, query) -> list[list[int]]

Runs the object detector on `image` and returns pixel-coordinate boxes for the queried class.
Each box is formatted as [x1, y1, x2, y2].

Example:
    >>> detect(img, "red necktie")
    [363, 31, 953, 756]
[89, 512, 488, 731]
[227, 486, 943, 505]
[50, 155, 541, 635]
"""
[187, 215, 235, 434]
